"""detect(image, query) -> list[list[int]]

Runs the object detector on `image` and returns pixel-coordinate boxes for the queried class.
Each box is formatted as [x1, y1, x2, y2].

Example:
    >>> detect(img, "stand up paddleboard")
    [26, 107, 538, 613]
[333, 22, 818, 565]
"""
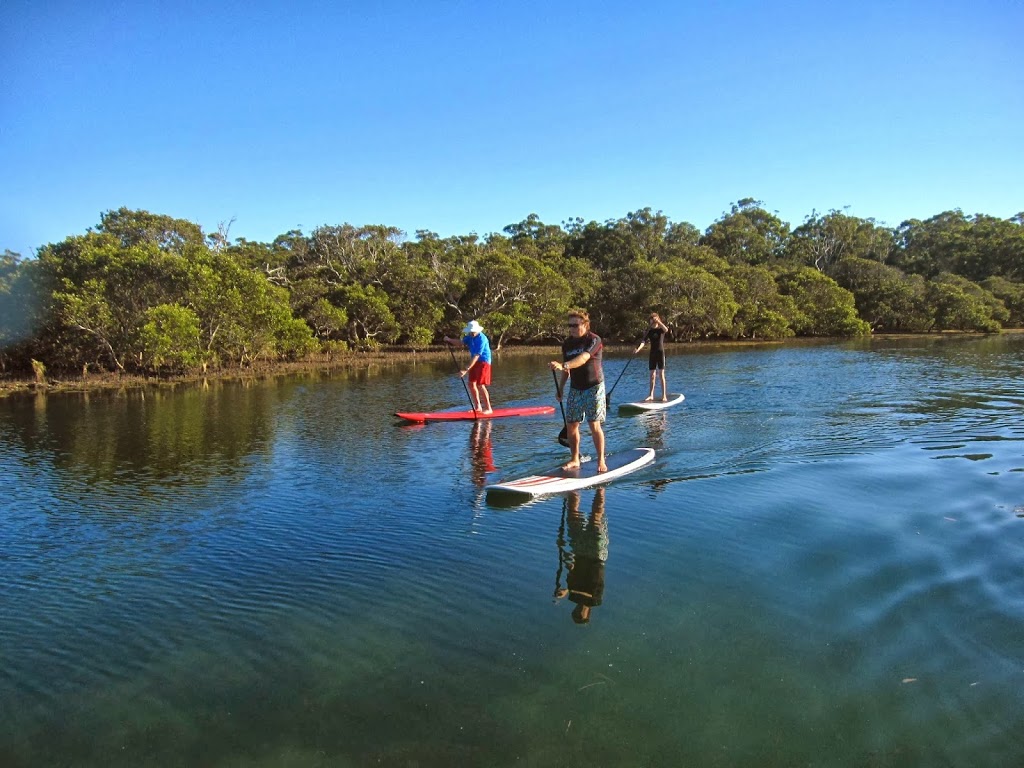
[485, 448, 655, 501]
[395, 405, 555, 423]
[618, 393, 685, 413]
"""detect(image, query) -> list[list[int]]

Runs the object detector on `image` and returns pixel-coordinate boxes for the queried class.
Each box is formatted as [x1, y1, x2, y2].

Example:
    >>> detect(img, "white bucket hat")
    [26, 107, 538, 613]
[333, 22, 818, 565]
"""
[462, 320, 483, 334]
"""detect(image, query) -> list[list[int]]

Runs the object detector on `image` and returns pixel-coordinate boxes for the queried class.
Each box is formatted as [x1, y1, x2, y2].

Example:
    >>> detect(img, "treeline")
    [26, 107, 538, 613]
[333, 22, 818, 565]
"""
[1, 199, 1022, 377]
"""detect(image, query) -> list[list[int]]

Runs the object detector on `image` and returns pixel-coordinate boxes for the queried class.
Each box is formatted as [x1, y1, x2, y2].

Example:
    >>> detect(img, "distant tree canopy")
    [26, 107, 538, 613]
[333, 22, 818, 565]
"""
[1, 202, 1021, 377]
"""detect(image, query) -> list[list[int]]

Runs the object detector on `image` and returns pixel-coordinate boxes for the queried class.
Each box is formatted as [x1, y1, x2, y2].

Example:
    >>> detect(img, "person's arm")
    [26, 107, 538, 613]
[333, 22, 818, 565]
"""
[443, 335, 461, 346]
[461, 354, 481, 377]
[548, 359, 576, 397]
[635, 328, 650, 353]
[553, 352, 591, 373]
[656, 319, 668, 332]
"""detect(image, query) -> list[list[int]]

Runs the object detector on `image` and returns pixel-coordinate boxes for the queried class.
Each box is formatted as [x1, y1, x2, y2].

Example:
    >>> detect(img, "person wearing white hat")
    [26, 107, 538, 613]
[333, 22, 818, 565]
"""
[443, 320, 494, 414]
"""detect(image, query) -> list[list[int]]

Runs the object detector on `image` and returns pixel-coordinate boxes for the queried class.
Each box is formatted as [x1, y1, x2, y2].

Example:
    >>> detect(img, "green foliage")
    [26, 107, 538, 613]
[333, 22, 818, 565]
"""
[98, 207, 206, 253]
[701, 199, 790, 266]
[832, 257, 932, 332]
[12, 201, 1023, 376]
[337, 283, 399, 344]
[471, 248, 573, 345]
[275, 315, 319, 360]
[927, 273, 1006, 332]
[981, 276, 1024, 327]
[304, 298, 349, 341]
[597, 260, 664, 336]
[775, 266, 870, 336]
[139, 304, 203, 373]
[657, 261, 738, 340]
[894, 211, 1024, 282]
[0, 252, 48, 370]
[404, 326, 435, 349]
[787, 210, 894, 274]
[30, 210, 314, 374]
[724, 265, 797, 340]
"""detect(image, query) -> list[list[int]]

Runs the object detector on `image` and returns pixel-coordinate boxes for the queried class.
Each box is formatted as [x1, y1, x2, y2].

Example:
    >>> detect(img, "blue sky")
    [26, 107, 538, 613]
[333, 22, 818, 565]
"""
[2, 0, 1022, 255]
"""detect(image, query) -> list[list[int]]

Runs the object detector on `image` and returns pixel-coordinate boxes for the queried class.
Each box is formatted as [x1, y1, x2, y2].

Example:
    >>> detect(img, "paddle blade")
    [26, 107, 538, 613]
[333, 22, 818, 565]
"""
[558, 427, 569, 447]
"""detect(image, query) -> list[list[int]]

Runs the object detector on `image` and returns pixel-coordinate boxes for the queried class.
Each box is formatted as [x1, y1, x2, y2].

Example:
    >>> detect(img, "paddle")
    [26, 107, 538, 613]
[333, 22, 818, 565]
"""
[552, 498, 568, 601]
[552, 369, 570, 447]
[447, 342, 477, 419]
[605, 341, 641, 408]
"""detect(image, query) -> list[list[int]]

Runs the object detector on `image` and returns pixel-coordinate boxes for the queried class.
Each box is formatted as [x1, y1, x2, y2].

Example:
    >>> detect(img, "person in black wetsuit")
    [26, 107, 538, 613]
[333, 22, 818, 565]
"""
[634, 312, 670, 402]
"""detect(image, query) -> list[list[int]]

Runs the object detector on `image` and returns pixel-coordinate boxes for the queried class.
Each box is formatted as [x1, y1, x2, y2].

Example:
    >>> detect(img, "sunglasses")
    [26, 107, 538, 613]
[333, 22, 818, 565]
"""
[567, 322, 582, 328]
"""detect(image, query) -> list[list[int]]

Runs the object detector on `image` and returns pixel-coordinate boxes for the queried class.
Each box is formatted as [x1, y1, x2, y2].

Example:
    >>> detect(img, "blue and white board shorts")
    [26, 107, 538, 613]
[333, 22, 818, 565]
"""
[566, 381, 606, 424]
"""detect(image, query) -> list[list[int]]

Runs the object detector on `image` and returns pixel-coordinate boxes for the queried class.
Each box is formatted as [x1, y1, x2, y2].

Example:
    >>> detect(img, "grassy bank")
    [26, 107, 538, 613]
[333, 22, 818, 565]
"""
[0, 345, 564, 397]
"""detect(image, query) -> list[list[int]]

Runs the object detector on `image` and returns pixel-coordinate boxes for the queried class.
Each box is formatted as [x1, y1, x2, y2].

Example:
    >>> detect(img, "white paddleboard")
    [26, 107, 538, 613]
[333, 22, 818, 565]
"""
[617, 393, 685, 413]
[485, 448, 655, 500]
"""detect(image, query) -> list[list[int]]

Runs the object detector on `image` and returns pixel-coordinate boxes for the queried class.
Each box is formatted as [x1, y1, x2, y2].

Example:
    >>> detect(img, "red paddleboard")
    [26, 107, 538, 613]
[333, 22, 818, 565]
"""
[395, 405, 555, 423]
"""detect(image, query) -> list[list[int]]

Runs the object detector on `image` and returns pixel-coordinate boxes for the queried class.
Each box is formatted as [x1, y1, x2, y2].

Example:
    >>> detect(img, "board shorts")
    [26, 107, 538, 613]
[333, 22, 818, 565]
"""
[566, 381, 606, 424]
[469, 361, 492, 385]
[648, 351, 666, 371]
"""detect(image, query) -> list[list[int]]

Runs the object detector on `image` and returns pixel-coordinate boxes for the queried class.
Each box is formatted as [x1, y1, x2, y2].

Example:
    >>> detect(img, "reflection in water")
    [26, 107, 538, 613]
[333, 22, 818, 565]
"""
[2, 337, 1023, 765]
[553, 487, 608, 624]
[640, 411, 669, 448]
[469, 420, 495, 486]
[0, 380, 278, 489]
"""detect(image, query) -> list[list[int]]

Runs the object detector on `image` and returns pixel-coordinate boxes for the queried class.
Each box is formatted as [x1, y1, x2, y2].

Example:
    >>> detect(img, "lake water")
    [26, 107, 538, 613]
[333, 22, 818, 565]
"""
[2, 335, 1023, 767]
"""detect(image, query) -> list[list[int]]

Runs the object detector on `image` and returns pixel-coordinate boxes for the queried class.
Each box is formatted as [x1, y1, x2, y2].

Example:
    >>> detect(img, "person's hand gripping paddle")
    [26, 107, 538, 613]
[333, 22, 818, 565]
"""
[552, 369, 570, 447]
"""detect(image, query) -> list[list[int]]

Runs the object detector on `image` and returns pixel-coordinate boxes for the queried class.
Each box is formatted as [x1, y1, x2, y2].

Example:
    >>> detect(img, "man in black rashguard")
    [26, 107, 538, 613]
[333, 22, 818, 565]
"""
[550, 309, 607, 472]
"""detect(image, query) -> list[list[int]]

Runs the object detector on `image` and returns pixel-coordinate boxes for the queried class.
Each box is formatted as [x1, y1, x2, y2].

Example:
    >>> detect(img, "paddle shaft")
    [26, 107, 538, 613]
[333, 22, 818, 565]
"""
[552, 369, 570, 447]
[605, 343, 640, 407]
[448, 343, 477, 418]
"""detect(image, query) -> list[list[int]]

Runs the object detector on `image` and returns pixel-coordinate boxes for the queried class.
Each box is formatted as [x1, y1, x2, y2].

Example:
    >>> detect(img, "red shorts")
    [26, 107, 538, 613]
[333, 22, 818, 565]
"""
[469, 362, 492, 385]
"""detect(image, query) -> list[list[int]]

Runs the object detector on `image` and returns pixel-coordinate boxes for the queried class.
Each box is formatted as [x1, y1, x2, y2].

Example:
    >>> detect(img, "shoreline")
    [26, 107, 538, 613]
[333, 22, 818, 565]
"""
[1, 331, 1018, 397]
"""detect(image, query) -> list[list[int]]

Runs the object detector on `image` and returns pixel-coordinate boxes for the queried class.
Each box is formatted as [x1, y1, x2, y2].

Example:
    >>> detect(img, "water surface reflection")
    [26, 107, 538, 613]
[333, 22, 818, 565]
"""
[554, 488, 609, 625]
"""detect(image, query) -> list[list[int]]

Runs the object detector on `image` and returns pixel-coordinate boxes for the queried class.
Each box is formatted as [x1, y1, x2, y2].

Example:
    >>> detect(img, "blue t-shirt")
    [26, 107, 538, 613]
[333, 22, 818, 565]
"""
[463, 332, 492, 363]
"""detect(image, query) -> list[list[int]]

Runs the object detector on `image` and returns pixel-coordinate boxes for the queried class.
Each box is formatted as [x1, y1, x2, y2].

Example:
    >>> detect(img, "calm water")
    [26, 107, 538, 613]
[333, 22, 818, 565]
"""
[2, 335, 1023, 767]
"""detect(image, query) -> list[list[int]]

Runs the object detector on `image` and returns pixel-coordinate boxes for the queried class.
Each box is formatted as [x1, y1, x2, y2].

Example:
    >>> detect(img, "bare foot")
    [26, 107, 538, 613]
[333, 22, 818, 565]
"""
[660, 397, 668, 402]
[597, 460, 608, 473]
[482, 408, 493, 415]
[643, 396, 654, 402]
[561, 460, 581, 471]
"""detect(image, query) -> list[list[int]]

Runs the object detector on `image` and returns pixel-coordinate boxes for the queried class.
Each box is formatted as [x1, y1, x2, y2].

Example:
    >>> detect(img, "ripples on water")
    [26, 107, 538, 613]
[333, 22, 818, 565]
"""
[2, 336, 1023, 766]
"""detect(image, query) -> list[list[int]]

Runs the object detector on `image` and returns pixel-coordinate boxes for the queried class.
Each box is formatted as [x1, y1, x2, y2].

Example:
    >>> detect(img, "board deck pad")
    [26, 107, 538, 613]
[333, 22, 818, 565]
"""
[485, 447, 655, 501]
[395, 405, 555, 423]
[617, 393, 685, 413]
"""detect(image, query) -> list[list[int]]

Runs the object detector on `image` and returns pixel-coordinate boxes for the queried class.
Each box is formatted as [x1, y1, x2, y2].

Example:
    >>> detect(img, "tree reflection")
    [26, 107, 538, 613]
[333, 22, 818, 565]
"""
[0, 380, 277, 491]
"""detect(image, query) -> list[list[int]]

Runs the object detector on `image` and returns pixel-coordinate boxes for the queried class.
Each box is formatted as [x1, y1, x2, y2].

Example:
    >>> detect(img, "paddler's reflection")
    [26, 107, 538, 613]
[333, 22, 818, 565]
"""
[469, 419, 496, 486]
[553, 487, 608, 624]
[641, 411, 668, 448]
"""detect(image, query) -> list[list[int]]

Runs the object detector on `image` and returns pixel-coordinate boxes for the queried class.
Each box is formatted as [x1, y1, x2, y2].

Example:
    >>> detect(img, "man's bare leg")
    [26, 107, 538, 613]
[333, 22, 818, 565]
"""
[562, 422, 582, 470]
[590, 420, 606, 472]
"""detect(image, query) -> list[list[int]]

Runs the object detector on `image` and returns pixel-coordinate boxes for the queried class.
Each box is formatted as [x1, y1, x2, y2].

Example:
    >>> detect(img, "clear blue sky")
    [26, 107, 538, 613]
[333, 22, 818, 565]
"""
[2, 0, 1022, 255]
